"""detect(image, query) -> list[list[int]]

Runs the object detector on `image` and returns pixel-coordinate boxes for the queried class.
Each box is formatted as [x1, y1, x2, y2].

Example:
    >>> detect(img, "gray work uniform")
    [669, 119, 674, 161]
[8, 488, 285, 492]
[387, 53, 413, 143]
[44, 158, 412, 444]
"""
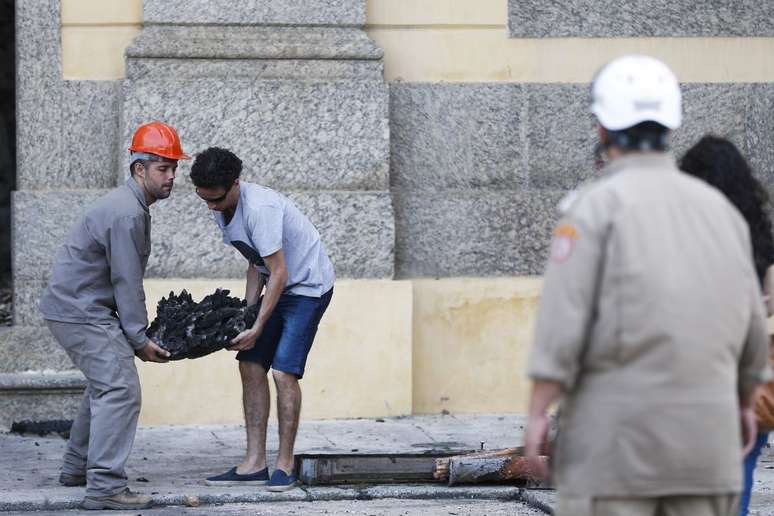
[528, 153, 771, 516]
[39, 178, 151, 497]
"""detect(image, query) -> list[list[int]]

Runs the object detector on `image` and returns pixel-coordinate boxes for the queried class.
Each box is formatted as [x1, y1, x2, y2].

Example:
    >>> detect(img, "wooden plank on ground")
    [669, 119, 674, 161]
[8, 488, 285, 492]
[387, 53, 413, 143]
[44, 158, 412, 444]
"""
[448, 454, 551, 489]
[434, 447, 552, 489]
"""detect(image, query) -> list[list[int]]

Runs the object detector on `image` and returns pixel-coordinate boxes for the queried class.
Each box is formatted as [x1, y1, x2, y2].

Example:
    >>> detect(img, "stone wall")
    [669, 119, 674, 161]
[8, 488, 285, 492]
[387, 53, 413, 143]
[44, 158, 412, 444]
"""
[4, 0, 393, 427]
[7, 0, 774, 426]
[119, 0, 394, 282]
[12, 0, 393, 334]
[390, 82, 774, 278]
[509, 0, 774, 37]
[0, 0, 14, 282]
[12, 0, 774, 317]
[13, 0, 121, 338]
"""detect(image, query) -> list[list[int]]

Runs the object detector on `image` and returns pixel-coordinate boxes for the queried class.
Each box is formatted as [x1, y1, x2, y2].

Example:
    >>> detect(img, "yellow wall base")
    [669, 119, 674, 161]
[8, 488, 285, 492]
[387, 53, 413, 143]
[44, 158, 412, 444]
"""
[412, 278, 541, 415]
[136, 277, 541, 425]
[138, 279, 414, 425]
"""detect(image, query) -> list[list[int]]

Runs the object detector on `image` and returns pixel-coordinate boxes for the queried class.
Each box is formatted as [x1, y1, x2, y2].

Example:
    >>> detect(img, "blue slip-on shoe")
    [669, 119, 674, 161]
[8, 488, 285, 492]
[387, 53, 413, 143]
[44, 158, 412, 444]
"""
[267, 469, 298, 492]
[204, 466, 269, 486]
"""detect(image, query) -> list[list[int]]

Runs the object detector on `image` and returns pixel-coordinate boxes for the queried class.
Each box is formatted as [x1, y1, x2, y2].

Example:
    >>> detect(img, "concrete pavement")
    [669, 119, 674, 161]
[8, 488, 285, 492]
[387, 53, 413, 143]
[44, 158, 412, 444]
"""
[1, 413, 773, 515]
[3, 499, 547, 516]
[0, 414, 545, 513]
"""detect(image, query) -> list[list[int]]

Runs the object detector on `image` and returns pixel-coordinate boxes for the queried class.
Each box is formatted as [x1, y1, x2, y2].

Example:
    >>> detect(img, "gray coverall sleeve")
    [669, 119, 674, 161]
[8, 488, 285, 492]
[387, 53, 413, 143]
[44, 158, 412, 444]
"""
[106, 214, 149, 350]
[528, 215, 603, 391]
[738, 280, 773, 400]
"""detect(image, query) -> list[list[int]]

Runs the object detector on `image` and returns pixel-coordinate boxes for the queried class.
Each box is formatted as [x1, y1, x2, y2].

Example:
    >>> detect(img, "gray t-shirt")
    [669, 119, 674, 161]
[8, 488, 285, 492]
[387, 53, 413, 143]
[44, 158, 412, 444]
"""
[213, 182, 335, 297]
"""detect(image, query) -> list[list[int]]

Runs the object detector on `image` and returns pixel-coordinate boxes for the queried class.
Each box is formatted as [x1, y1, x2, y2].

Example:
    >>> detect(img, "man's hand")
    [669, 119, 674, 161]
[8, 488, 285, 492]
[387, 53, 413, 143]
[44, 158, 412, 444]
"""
[741, 387, 760, 457]
[523, 412, 551, 480]
[523, 380, 562, 481]
[136, 339, 171, 363]
[741, 405, 758, 457]
[228, 327, 261, 351]
[231, 250, 283, 352]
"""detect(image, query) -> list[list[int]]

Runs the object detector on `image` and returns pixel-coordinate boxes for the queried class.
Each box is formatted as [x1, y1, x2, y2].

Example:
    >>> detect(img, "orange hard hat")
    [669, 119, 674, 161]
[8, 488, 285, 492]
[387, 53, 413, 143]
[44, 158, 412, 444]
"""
[128, 121, 190, 160]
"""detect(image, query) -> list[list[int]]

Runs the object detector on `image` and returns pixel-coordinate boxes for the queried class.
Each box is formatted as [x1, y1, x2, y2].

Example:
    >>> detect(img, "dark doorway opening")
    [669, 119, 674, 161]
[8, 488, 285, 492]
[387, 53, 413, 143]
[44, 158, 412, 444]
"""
[0, 0, 15, 325]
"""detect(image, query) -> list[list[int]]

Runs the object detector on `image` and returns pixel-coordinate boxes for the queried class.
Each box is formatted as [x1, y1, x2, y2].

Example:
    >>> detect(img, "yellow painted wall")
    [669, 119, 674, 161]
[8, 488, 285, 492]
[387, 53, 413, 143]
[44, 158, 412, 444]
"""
[61, 0, 141, 80]
[136, 277, 541, 425]
[368, 31, 774, 83]
[411, 278, 541, 415]
[137, 279, 414, 425]
[61, 0, 774, 82]
[366, 0, 504, 26]
[364, 0, 774, 82]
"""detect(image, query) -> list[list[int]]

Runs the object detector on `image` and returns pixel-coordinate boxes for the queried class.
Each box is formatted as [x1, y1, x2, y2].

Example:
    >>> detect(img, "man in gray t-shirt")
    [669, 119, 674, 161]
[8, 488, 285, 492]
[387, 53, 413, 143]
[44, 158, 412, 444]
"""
[191, 147, 334, 492]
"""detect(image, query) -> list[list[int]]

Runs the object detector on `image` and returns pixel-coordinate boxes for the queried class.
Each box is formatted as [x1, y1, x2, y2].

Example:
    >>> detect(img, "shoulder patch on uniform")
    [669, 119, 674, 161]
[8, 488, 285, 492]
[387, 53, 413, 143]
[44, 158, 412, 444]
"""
[550, 223, 578, 263]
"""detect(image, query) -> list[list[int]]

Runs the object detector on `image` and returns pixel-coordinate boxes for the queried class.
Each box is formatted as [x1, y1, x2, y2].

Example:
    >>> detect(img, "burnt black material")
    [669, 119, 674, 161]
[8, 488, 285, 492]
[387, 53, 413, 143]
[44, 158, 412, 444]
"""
[146, 289, 260, 360]
[10, 419, 72, 438]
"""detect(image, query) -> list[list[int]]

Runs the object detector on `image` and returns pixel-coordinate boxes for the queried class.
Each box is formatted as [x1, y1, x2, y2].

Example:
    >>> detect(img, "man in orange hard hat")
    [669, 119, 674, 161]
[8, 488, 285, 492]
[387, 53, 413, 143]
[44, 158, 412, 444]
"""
[39, 121, 190, 510]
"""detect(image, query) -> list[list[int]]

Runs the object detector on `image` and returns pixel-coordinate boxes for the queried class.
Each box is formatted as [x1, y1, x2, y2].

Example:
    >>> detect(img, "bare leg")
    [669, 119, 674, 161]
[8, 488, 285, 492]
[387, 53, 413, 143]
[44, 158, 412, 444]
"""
[236, 362, 270, 474]
[273, 370, 302, 473]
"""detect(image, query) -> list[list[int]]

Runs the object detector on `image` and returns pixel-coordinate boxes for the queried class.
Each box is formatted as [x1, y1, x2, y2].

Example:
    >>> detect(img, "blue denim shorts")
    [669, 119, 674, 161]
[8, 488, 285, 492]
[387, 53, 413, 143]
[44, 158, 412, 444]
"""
[236, 288, 333, 379]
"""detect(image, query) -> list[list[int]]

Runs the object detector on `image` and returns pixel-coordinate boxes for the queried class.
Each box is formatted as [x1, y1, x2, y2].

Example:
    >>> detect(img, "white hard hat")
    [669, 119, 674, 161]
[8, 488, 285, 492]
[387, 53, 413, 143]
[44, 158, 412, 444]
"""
[591, 54, 682, 131]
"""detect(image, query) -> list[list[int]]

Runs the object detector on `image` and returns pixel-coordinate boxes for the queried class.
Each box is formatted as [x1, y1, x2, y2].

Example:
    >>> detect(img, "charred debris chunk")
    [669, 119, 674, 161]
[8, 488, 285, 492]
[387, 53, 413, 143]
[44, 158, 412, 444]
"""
[146, 289, 259, 360]
[11, 419, 73, 439]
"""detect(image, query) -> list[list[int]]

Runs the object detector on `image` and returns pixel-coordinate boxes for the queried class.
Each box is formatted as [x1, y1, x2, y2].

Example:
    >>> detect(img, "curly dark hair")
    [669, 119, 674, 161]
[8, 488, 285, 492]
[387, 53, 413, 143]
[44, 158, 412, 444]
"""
[680, 135, 774, 285]
[190, 147, 242, 190]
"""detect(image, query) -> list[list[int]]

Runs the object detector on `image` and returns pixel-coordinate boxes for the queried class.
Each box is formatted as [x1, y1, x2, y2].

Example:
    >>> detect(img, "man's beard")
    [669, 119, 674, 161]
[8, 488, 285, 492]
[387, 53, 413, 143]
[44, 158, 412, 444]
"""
[153, 185, 173, 200]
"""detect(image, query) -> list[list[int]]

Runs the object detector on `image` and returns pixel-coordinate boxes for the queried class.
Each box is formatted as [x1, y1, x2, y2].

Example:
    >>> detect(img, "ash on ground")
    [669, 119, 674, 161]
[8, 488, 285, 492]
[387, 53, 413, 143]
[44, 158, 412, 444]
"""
[146, 289, 259, 361]
[10, 419, 72, 439]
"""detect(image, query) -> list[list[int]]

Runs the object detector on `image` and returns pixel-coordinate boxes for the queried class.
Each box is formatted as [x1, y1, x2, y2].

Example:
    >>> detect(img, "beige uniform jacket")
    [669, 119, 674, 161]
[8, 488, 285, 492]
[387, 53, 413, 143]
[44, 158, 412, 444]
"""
[528, 153, 771, 498]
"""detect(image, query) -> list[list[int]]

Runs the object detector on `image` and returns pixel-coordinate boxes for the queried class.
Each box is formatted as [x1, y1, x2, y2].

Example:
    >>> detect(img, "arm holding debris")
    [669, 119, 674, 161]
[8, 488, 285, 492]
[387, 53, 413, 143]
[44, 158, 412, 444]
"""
[230, 250, 288, 351]
[230, 203, 287, 351]
[135, 340, 171, 362]
[244, 263, 265, 306]
[106, 214, 169, 363]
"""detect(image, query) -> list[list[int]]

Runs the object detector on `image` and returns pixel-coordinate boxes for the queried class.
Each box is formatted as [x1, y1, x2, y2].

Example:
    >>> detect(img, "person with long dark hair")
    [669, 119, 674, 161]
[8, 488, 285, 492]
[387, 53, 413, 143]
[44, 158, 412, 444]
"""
[681, 135, 774, 516]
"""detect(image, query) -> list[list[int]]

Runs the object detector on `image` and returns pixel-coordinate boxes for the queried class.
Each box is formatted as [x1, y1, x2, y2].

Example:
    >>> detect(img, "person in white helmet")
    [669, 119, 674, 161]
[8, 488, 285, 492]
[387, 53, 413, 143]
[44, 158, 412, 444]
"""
[523, 55, 771, 516]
